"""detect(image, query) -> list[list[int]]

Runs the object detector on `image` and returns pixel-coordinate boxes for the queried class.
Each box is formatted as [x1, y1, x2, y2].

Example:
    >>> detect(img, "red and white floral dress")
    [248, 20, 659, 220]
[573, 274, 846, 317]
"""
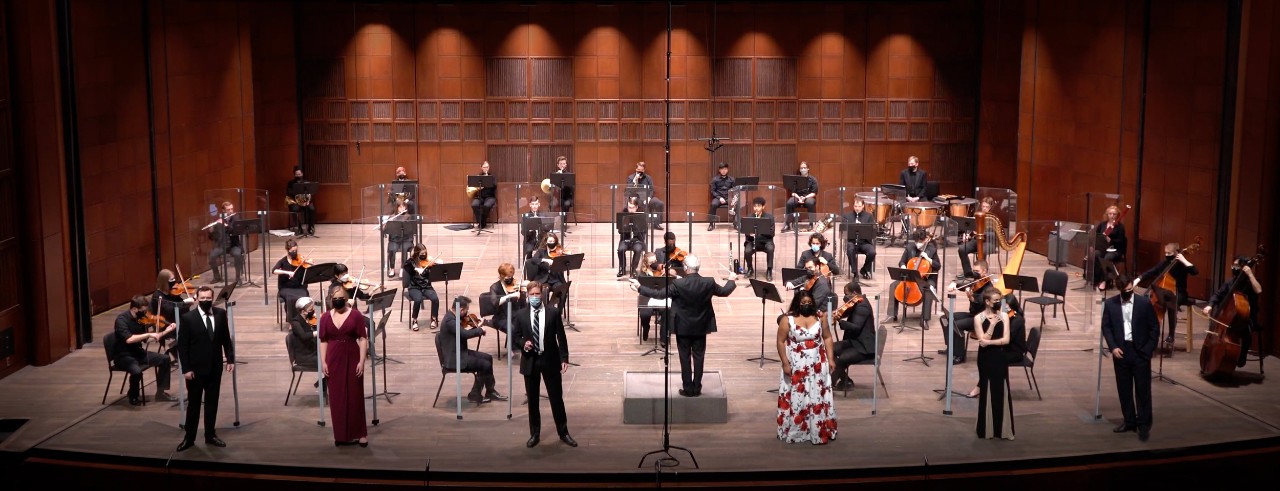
[777, 315, 837, 444]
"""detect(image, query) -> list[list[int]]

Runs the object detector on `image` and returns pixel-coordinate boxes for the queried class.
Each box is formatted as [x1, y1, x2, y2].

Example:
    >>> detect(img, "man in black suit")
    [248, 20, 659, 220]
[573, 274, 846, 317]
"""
[1101, 274, 1160, 442]
[898, 156, 928, 202]
[833, 282, 875, 390]
[512, 282, 576, 448]
[741, 197, 776, 281]
[630, 255, 737, 397]
[841, 198, 877, 280]
[176, 286, 236, 451]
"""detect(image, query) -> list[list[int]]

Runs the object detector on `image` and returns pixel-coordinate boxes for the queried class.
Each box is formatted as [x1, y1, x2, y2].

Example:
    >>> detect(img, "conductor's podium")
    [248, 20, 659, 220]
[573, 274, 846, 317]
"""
[622, 371, 729, 424]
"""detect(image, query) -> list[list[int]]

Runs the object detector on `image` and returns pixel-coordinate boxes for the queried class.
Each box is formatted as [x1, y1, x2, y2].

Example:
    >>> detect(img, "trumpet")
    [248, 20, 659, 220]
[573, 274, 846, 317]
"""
[466, 186, 480, 199]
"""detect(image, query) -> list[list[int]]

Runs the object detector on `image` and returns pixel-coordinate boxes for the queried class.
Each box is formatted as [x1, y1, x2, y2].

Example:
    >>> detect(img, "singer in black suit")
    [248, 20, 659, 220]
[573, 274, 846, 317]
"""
[1101, 275, 1160, 442]
[631, 255, 737, 397]
[176, 286, 236, 451]
[512, 282, 576, 448]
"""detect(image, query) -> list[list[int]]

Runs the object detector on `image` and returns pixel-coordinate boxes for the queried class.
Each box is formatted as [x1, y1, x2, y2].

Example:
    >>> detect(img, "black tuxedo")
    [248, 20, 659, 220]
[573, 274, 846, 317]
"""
[638, 273, 736, 393]
[1101, 294, 1160, 429]
[512, 305, 570, 438]
[178, 307, 236, 443]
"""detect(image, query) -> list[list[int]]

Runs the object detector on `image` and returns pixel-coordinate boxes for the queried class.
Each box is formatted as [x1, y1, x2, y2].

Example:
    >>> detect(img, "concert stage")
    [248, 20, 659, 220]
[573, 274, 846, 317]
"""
[2, 223, 1276, 488]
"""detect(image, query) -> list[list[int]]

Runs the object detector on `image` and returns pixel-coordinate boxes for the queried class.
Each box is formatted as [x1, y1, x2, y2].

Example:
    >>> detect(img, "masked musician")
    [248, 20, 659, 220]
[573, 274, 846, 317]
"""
[635, 251, 667, 343]
[287, 167, 316, 237]
[154, 269, 194, 318]
[841, 199, 877, 280]
[440, 295, 508, 404]
[786, 257, 837, 311]
[957, 197, 996, 279]
[1133, 242, 1200, 351]
[707, 162, 736, 231]
[115, 295, 176, 406]
[899, 156, 928, 202]
[797, 232, 840, 277]
[783, 161, 818, 233]
[886, 230, 938, 326]
[742, 197, 776, 281]
[658, 231, 686, 274]
[521, 197, 548, 260]
[206, 201, 243, 284]
[470, 161, 498, 231]
[833, 282, 875, 390]
[329, 263, 376, 311]
[390, 166, 416, 214]
[617, 197, 647, 277]
[625, 161, 665, 230]
[288, 297, 320, 370]
[936, 260, 1025, 366]
[1093, 205, 1128, 290]
[382, 195, 416, 278]
[1204, 256, 1263, 368]
[525, 232, 568, 312]
[272, 239, 311, 320]
[488, 263, 527, 345]
[550, 156, 574, 215]
[403, 243, 441, 332]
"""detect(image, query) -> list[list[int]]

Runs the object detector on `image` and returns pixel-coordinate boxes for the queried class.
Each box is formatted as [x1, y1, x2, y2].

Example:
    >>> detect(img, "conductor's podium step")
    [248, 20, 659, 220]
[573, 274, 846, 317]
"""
[622, 371, 728, 424]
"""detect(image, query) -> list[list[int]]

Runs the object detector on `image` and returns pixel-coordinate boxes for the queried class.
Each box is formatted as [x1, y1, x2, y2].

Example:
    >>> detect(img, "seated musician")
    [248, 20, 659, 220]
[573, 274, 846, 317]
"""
[886, 230, 938, 326]
[658, 231, 686, 274]
[742, 197, 776, 281]
[783, 161, 818, 233]
[841, 198, 877, 280]
[797, 232, 841, 276]
[114, 295, 176, 405]
[440, 296, 507, 404]
[151, 269, 191, 358]
[1092, 205, 1127, 290]
[625, 161, 665, 230]
[1204, 256, 1263, 368]
[899, 156, 928, 203]
[521, 197, 547, 260]
[288, 297, 320, 370]
[707, 162, 736, 231]
[382, 195, 416, 278]
[786, 257, 837, 309]
[833, 282, 875, 390]
[1133, 242, 1199, 350]
[487, 263, 527, 345]
[937, 259, 1027, 369]
[469, 160, 498, 230]
[329, 263, 375, 310]
[957, 197, 996, 279]
[207, 201, 243, 284]
[403, 243, 441, 332]
[524, 232, 568, 312]
[287, 167, 316, 237]
[635, 251, 668, 344]
[617, 197, 647, 277]
[551, 156, 574, 215]
[272, 239, 311, 320]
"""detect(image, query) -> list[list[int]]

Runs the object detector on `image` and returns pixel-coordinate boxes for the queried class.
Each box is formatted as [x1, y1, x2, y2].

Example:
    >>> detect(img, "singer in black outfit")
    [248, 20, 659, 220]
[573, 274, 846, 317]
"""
[783, 161, 818, 232]
[471, 161, 498, 230]
[176, 286, 236, 451]
[1101, 275, 1160, 442]
[841, 199, 877, 280]
[898, 156, 928, 202]
[512, 282, 576, 448]
[708, 162, 736, 230]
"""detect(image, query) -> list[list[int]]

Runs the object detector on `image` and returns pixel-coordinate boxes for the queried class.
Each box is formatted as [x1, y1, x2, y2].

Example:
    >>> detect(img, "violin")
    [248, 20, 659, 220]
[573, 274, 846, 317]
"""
[138, 312, 170, 330]
[894, 233, 935, 306]
[548, 246, 564, 258]
[668, 247, 688, 263]
[290, 255, 314, 268]
[1200, 246, 1264, 378]
[169, 278, 197, 297]
[802, 261, 833, 291]
[461, 312, 484, 328]
[416, 255, 438, 269]
[305, 314, 318, 329]
[833, 293, 864, 319]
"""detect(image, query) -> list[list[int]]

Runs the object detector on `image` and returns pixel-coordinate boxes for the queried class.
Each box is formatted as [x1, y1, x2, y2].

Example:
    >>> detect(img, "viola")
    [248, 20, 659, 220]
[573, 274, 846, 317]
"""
[1200, 246, 1264, 378]
[306, 314, 318, 328]
[549, 246, 564, 258]
[461, 312, 484, 328]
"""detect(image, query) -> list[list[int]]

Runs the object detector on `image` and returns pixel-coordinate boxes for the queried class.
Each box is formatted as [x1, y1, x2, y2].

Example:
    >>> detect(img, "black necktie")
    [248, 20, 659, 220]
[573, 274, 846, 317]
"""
[532, 309, 542, 353]
[204, 312, 215, 340]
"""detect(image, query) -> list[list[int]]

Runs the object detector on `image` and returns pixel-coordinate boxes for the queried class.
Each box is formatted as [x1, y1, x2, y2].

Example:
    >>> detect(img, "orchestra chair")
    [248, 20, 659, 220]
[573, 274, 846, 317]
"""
[1007, 326, 1043, 400]
[1182, 304, 1195, 353]
[283, 333, 315, 406]
[711, 206, 731, 230]
[275, 293, 288, 331]
[1025, 270, 1070, 330]
[102, 333, 144, 406]
[477, 292, 505, 356]
[840, 325, 890, 400]
[431, 331, 481, 408]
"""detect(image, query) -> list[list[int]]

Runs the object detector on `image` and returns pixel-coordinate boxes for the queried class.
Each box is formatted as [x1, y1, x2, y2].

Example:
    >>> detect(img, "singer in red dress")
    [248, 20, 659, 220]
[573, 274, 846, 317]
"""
[320, 287, 369, 446]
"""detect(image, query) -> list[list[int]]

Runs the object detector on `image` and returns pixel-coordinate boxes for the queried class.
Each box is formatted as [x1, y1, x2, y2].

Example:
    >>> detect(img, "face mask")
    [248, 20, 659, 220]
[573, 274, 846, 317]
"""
[199, 300, 214, 313]
[397, 174, 406, 180]
[810, 244, 820, 253]
[800, 168, 808, 175]
[305, 310, 315, 319]
[547, 241, 556, 247]
[798, 303, 818, 317]
[332, 298, 348, 309]
[135, 310, 148, 320]
[418, 254, 427, 260]
[909, 167, 917, 174]
[528, 297, 542, 309]
[1120, 290, 1134, 301]
[503, 277, 514, 285]
[288, 251, 298, 258]
[1232, 267, 1242, 274]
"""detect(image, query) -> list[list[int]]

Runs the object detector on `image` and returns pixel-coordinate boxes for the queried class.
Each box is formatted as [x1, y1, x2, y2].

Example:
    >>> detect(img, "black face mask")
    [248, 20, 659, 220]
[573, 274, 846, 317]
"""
[135, 310, 148, 320]
[288, 251, 298, 258]
[503, 277, 514, 285]
[1120, 290, 1134, 301]
[199, 300, 214, 313]
[397, 174, 407, 180]
[418, 254, 427, 260]
[332, 298, 348, 309]
[305, 310, 315, 319]
[798, 303, 818, 317]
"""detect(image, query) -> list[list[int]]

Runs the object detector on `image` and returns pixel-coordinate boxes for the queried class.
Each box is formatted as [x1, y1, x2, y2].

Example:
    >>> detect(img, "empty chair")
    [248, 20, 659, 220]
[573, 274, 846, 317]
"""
[1025, 270, 1070, 330]
[1008, 326, 1042, 400]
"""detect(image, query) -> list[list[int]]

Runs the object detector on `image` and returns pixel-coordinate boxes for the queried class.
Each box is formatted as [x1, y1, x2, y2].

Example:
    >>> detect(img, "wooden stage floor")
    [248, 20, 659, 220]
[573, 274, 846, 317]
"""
[1, 222, 1276, 478]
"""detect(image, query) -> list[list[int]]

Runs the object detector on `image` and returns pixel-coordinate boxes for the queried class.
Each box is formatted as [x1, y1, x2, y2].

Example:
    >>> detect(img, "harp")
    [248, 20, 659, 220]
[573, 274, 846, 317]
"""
[975, 210, 1027, 295]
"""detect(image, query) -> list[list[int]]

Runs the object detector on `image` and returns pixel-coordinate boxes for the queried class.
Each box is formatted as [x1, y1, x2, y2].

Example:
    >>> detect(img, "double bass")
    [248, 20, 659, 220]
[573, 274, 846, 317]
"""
[1199, 246, 1264, 378]
[894, 233, 935, 306]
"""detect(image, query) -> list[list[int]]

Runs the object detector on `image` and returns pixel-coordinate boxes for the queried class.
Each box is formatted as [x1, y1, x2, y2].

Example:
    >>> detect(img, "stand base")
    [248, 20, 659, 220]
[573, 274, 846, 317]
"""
[623, 371, 728, 424]
[366, 391, 400, 403]
[638, 444, 699, 470]
[903, 354, 933, 367]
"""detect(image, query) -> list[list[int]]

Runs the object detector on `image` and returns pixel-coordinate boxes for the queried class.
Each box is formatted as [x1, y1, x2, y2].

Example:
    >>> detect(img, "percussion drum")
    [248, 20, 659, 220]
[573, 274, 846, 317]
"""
[934, 197, 976, 217]
[856, 192, 893, 224]
[903, 202, 942, 228]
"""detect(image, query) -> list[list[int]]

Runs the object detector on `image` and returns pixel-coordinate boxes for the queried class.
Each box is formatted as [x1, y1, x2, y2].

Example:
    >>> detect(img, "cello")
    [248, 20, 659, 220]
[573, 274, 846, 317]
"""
[1199, 246, 1264, 378]
[894, 233, 934, 306]
[1144, 237, 1201, 329]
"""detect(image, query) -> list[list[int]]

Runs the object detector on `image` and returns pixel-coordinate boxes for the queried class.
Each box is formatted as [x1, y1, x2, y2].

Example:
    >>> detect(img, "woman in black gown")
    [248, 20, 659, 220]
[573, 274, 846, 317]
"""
[976, 289, 1014, 440]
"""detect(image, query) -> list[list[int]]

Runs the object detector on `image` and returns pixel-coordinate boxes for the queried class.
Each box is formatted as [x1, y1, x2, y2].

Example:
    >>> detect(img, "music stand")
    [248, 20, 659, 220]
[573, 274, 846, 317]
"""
[747, 279, 783, 367]
[886, 266, 934, 366]
[637, 276, 671, 357]
[427, 263, 464, 319]
[1002, 274, 1039, 306]
[734, 176, 761, 187]
[390, 178, 417, 203]
[845, 223, 877, 283]
[300, 263, 338, 304]
[550, 172, 575, 216]
[616, 212, 648, 272]
[224, 218, 262, 289]
[551, 253, 585, 333]
[467, 175, 496, 234]
[365, 289, 399, 414]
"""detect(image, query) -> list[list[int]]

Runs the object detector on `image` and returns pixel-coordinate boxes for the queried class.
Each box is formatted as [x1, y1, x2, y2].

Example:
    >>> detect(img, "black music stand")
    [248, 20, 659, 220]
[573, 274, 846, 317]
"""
[734, 176, 761, 187]
[551, 253, 585, 333]
[366, 290, 399, 414]
[428, 262, 464, 318]
[466, 175, 496, 234]
[226, 218, 262, 288]
[780, 267, 808, 291]
[739, 216, 774, 276]
[1002, 274, 1039, 306]
[300, 263, 338, 303]
[845, 223, 878, 283]
[747, 279, 783, 367]
[886, 266, 935, 366]
[637, 276, 671, 357]
[550, 172, 575, 218]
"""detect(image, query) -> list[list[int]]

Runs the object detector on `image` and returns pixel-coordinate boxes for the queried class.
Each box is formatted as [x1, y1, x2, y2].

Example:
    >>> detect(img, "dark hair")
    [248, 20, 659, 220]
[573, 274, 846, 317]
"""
[130, 295, 149, 310]
[196, 286, 215, 298]
[333, 263, 349, 276]
[293, 166, 302, 172]
[1116, 274, 1133, 288]
[911, 229, 930, 242]
[752, 196, 766, 206]
[717, 162, 729, 170]
[844, 281, 862, 296]
[664, 231, 676, 241]
[808, 232, 827, 248]
[454, 295, 472, 309]
[788, 289, 817, 315]
[285, 238, 298, 250]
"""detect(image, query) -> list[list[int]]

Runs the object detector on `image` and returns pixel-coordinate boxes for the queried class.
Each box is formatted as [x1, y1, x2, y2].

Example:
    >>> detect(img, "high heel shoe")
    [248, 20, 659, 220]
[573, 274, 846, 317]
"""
[358, 439, 368, 448]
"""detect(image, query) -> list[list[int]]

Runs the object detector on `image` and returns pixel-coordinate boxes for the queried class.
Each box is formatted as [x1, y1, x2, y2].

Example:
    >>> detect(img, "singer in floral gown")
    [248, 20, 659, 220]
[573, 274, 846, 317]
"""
[776, 290, 838, 444]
